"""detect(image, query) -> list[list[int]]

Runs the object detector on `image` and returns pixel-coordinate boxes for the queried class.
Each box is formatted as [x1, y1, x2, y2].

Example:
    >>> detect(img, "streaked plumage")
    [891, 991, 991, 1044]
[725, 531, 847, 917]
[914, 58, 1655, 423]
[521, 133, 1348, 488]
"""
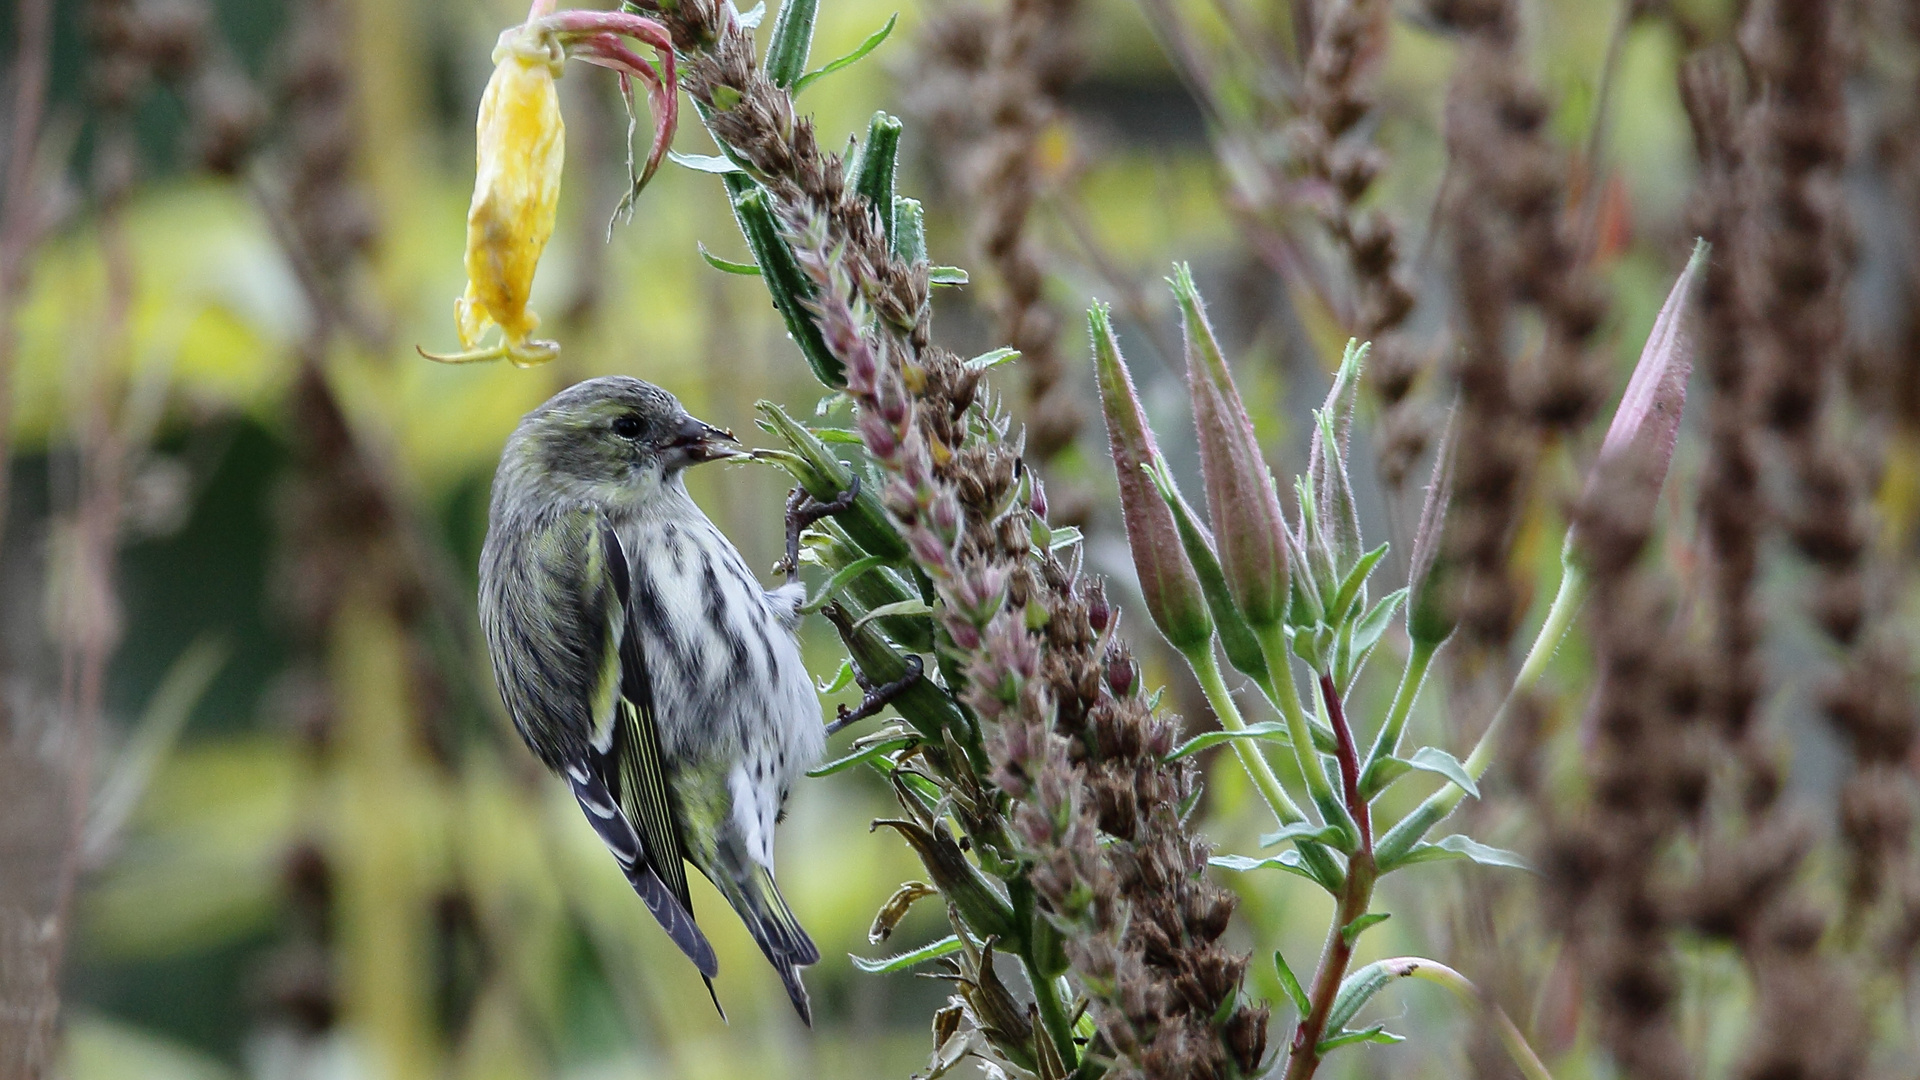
[479, 376, 824, 1023]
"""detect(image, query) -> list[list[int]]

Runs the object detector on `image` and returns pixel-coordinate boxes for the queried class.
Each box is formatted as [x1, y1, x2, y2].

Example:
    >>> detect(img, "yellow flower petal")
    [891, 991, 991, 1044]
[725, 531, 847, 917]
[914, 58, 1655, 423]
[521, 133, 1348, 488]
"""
[455, 39, 564, 361]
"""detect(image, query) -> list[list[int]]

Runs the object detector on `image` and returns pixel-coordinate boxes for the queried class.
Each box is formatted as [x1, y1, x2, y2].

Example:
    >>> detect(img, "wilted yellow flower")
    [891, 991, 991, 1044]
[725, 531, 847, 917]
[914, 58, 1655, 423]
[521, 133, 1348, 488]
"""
[424, 30, 565, 367]
[418, 6, 679, 368]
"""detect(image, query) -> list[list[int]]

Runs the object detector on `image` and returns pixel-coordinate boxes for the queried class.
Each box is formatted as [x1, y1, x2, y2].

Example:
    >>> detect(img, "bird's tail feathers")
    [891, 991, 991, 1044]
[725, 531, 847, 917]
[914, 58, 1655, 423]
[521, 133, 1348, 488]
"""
[567, 766, 719, 977]
[728, 864, 818, 1025]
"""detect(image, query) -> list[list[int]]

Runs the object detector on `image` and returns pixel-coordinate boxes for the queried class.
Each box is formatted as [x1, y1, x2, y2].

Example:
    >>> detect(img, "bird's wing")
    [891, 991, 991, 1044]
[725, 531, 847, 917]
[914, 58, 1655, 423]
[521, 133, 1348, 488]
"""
[560, 519, 717, 979]
[599, 524, 704, 940]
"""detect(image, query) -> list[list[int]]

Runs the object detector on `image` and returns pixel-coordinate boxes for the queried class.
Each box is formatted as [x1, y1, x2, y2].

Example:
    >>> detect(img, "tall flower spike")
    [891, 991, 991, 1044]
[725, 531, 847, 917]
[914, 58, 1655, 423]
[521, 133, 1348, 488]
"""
[1171, 264, 1289, 631]
[1090, 302, 1212, 653]
[420, 2, 679, 367]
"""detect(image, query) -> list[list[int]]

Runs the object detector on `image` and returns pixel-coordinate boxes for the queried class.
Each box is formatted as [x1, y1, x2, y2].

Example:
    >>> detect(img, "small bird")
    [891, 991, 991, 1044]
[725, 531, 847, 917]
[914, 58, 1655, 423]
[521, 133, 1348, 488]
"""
[479, 376, 826, 1023]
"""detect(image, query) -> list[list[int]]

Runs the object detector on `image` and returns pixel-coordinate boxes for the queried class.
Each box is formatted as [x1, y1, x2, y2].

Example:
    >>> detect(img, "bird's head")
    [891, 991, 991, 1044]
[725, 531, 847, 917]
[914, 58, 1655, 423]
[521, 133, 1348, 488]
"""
[502, 376, 743, 504]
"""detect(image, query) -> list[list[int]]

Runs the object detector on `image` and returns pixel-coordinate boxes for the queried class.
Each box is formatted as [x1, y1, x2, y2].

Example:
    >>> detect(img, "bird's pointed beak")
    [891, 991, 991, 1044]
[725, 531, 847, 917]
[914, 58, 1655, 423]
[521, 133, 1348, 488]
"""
[669, 413, 745, 467]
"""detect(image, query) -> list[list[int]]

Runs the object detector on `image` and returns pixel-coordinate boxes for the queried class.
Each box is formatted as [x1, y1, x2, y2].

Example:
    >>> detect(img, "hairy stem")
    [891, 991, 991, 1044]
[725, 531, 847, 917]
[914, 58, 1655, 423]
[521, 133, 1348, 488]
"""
[1284, 849, 1376, 1079]
[1376, 556, 1586, 864]
[1187, 645, 1307, 826]
[1361, 637, 1436, 780]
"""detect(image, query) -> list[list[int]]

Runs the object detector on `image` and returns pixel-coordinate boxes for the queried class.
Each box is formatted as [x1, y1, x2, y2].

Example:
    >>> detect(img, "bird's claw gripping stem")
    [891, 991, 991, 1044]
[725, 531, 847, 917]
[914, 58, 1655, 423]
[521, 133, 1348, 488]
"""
[826, 653, 922, 735]
[779, 474, 862, 583]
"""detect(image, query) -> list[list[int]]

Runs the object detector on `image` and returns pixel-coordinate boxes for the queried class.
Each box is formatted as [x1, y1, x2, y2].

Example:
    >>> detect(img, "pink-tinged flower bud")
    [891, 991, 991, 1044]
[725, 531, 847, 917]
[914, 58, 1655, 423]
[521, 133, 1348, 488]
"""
[1090, 302, 1213, 653]
[1170, 264, 1289, 629]
[1028, 477, 1049, 520]
[1571, 240, 1705, 563]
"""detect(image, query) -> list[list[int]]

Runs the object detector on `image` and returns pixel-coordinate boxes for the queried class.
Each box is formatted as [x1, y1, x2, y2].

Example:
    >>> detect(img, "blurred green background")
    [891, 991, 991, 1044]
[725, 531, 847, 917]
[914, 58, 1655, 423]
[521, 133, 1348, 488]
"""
[1, 0, 1765, 1076]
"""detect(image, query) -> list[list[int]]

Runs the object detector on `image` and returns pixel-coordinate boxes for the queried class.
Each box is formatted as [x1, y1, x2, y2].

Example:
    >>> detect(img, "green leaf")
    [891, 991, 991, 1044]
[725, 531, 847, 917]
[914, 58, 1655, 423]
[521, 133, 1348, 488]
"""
[697, 243, 760, 275]
[791, 13, 899, 95]
[850, 933, 963, 973]
[800, 554, 891, 614]
[817, 659, 857, 695]
[1317, 1025, 1404, 1054]
[1386, 834, 1530, 873]
[1328, 542, 1390, 626]
[1405, 746, 1479, 799]
[1210, 852, 1318, 883]
[849, 112, 901, 238]
[1340, 911, 1390, 947]
[1359, 755, 1412, 798]
[1348, 587, 1407, 664]
[966, 347, 1019, 370]
[891, 196, 926, 266]
[929, 265, 969, 285]
[1147, 458, 1270, 683]
[671, 151, 745, 174]
[764, 0, 820, 88]
[735, 1, 767, 28]
[1166, 721, 1291, 761]
[851, 598, 934, 632]
[1048, 526, 1083, 551]
[808, 735, 914, 777]
[1325, 960, 1395, 1033]
[1274, 951, 1310, 1016]
[1259, 822, 1350, 850]
[728, 179, 844, 386]
[809, 427, 864, 444]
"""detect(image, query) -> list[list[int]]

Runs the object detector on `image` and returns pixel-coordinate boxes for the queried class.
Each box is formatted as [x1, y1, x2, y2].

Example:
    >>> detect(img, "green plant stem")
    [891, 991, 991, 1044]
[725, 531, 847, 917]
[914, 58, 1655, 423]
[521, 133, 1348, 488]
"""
[1255, 627, 1346, 829]
[1021, 951, 1078, 1071]
[1382, 957, 1555, 1080]
[1360, 637, 1435, 778]
[1187, 645, 1307, 826]
[1284, 849, 1375, 1079]
[1375, 558, 1587, 865]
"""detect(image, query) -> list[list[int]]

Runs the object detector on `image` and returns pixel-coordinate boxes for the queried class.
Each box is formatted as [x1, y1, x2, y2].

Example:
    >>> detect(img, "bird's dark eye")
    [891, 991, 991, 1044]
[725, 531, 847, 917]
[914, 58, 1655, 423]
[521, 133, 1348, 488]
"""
[611, 414, 644, 439]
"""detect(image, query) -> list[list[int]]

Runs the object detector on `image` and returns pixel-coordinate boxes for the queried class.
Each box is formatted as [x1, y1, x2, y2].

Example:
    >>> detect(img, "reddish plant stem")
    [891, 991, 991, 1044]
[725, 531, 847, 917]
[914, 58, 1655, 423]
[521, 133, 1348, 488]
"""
[1320, 671, 1371, 850]
[1285, 674, 1377, 1080]
[1286, 851, 1376, 1078]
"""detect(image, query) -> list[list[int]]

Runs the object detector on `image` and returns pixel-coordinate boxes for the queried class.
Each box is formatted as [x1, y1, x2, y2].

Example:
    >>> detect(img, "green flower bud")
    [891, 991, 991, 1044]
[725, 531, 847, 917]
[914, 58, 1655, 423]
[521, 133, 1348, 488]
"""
[1090, 303, 1213, 652]
[1406, 409, 1458, 647]
[1309, 340, 1368, 574]
[1170, 264, 1290, 630]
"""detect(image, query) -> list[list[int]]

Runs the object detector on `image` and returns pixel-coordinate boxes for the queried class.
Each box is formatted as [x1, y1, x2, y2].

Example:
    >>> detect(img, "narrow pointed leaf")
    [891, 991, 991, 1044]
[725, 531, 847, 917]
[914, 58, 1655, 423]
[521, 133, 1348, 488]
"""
[792, 13, 899, 95]
[1383, 833, 1531, 873]
[1405, 746, 1479, 799]
[671, 151, 745, 174]
[1259, 822, 1350, 850]
[1147, 457, 1269, 681]
[929, 266, 969, 285]
[698, 242, 760, 275]
[1340, 911, 1390, 946]
[1317, 1025, 1405, 1054]
[851, 934, 965, 973]
[1167, 721, 1292, 761]
[809, 734, 914, 777]
[966, 347, 1020, 370]
[1275, 952, 1311, 1016]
